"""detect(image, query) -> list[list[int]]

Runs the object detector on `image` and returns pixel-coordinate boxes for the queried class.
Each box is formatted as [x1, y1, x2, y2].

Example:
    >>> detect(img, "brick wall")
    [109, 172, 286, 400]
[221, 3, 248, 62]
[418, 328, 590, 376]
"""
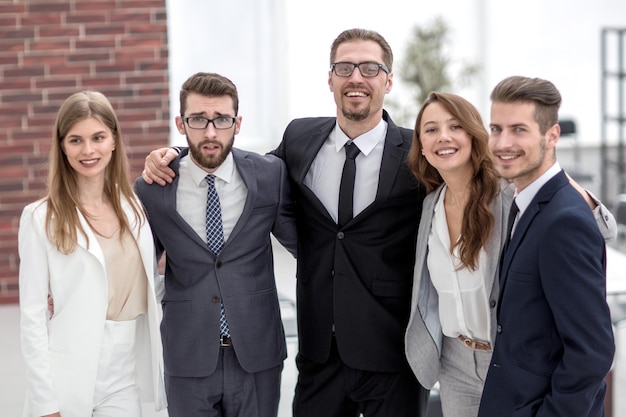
[0, 0, 170, 303]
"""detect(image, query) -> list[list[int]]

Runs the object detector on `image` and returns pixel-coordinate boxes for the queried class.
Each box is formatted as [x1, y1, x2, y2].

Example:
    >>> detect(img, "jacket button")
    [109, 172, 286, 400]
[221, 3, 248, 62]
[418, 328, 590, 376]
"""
[497, 324, 502, 333]
[212, 296, 220, 303]
[489, 299, 496, 308]
[337, 232, 344, 239]
[216, 261, 223, 268]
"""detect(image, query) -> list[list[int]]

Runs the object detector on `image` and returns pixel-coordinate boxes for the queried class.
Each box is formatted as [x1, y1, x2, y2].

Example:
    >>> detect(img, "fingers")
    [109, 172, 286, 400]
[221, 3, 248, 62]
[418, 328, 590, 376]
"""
[143, 149, 176, 185]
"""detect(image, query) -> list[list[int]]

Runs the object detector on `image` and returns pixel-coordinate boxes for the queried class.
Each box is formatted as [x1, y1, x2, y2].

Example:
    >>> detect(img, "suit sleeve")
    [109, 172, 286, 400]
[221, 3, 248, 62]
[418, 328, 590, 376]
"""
[536, 209, 614, 417]
[18, 204, 61, 416]
[586, 189, 618, 241]
[271, 156, 297, 257]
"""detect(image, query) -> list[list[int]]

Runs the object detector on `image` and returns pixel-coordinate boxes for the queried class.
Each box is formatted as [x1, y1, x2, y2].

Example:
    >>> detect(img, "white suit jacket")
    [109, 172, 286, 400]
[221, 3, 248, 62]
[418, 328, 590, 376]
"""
[18, 197, 167, 417]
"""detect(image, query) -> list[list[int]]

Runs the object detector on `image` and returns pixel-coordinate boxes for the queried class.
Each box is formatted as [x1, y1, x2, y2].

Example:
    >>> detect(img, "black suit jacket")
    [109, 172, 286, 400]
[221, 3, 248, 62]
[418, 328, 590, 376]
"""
[273, 111, 426, 372]
[478, 171, 614, 417]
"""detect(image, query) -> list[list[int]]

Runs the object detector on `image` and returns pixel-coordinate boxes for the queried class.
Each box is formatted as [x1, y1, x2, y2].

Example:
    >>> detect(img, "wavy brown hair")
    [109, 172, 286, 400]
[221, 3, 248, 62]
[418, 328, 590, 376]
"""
[45, 90, 145, 254]
[408, 92, 500, 270]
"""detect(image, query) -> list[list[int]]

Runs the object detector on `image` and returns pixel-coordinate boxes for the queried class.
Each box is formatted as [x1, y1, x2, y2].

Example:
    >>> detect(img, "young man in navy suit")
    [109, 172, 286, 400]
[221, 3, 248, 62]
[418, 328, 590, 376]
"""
[478, 76, 615, 417]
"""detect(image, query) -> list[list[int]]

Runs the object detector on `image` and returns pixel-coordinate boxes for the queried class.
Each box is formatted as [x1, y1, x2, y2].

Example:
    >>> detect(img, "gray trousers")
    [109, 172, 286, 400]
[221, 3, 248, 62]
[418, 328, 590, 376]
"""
[165, 346, 283, 417]
[438, 335, 492, 417]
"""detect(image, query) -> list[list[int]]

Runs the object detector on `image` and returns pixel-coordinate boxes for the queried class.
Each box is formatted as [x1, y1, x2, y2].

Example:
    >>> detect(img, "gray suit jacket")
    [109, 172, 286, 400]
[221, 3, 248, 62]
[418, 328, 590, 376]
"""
[404, 181, 510, 389]
[135, 148, 297, 377]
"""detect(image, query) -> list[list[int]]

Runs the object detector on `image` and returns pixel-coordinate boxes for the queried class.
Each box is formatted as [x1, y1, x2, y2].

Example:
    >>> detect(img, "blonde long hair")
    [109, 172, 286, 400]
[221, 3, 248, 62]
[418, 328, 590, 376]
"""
[45, 90, 144, 254]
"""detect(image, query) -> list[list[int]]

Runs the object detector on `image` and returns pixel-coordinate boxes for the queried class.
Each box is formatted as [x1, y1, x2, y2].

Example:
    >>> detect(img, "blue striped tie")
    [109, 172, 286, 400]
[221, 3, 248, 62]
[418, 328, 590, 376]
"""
[205, 174, 230, 338]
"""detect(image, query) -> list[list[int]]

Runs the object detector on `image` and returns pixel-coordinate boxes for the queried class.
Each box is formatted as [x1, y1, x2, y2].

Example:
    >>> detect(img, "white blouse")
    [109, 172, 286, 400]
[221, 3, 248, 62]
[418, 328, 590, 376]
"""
[427, 186, 492, 343]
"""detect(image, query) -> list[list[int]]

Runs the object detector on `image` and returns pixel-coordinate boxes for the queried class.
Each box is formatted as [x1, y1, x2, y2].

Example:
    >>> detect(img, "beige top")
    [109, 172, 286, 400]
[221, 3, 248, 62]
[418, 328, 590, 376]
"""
[95, 229, 147, 321]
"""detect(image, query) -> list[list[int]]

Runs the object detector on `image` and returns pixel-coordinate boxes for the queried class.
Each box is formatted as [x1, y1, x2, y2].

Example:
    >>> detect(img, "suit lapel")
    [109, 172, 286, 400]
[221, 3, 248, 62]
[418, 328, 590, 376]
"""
[354, 111, 407, 222]
[498, 171, 568, 294]
[225, 149, 256, 246]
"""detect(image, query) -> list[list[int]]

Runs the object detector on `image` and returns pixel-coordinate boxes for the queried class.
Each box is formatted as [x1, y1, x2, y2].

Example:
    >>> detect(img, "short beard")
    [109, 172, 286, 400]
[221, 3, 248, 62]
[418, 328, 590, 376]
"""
[341, 105, 369, 122]
[187, 135, 234, 171]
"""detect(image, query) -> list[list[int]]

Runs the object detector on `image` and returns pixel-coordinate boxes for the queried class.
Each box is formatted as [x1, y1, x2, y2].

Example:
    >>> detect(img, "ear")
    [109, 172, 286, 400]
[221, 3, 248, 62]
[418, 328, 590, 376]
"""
[546, 123, 560, 148]
[385, 71, 393, 94]
[234, 115, 242, 135]
[175, 116, 186, 135]
[328, 70, 333, 92]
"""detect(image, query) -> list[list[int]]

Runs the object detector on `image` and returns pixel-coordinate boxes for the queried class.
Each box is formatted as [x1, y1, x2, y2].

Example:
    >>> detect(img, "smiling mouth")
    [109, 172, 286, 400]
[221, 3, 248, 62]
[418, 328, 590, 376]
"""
[345, 91, 368, 98]
[436, 149, 457, 156]
[80, 159, 98, 165]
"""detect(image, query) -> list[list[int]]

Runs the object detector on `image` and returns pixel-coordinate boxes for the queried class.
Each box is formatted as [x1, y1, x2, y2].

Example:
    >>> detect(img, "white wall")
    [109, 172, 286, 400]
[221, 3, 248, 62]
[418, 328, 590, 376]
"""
[165, 0, 289, 153]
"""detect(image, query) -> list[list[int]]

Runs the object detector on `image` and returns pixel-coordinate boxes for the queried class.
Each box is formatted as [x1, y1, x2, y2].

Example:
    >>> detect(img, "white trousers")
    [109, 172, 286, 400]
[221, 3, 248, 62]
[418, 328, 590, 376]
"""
[92, 319, 142, 417]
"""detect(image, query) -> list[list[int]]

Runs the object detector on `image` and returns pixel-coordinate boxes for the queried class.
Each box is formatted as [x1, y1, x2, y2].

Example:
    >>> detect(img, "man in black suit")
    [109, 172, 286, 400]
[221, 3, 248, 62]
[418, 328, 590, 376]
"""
[143, 29, 428, 417]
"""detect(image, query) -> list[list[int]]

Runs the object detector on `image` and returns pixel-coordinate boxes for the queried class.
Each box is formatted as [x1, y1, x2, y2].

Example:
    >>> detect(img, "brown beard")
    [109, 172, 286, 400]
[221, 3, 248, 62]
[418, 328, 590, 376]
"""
[341, 105, 369, 122]
[187, 135, 234, 170]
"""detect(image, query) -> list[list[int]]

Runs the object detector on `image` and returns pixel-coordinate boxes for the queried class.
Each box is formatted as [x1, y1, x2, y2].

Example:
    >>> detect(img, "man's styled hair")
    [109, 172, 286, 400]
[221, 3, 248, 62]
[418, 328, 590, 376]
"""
[490, 75, 562, 134]
[180, 72, 239, 116]
[330, 28, 394, 71]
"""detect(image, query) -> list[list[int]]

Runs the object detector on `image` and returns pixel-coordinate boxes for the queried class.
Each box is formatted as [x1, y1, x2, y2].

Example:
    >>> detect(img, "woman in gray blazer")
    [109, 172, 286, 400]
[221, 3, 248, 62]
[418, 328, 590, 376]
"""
[404, 92, 615, 417]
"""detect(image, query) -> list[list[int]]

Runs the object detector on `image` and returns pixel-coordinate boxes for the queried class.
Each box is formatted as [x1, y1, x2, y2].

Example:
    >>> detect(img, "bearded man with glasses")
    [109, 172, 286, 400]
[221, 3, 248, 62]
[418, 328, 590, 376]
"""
[134, 72, 297, 417]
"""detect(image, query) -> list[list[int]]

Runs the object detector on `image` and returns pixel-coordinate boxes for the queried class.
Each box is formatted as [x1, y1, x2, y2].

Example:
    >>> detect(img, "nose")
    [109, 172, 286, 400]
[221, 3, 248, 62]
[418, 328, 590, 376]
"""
[203, 122, 218, 138]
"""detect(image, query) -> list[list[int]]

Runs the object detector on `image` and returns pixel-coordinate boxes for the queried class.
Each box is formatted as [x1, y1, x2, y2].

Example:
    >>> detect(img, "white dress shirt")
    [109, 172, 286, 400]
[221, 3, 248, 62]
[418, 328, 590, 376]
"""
[427, 185, 492, 343]
[176, 152, 248, 243]
[304, 119, 387, 222]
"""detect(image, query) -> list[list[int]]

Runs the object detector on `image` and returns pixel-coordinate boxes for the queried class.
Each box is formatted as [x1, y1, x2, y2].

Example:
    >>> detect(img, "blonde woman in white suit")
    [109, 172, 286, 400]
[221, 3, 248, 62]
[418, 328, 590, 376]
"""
[18, 91, 166, 417]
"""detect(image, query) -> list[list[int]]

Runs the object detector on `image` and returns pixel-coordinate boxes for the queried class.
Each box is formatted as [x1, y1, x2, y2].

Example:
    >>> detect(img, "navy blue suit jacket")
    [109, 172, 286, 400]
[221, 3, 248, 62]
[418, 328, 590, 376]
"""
[478, 170, 615, 417]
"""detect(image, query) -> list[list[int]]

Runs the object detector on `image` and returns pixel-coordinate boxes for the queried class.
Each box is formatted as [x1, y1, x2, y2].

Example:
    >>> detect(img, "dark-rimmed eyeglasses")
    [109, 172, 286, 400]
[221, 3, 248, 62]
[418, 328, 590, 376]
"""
[184, 116, 236, 130]
[331, 62, 390, 78]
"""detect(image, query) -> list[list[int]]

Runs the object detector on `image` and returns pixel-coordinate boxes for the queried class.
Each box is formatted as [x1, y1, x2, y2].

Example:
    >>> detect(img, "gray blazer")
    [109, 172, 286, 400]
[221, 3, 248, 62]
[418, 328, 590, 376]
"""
[135, 148, 297, 377]
[404, 181, 510, 389]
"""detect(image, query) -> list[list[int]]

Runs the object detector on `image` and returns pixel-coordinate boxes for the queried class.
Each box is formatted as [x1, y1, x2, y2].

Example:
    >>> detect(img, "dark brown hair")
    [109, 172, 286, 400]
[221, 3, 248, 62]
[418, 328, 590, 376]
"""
[490, 75, 561, 134]
[180, 72, 239, 116]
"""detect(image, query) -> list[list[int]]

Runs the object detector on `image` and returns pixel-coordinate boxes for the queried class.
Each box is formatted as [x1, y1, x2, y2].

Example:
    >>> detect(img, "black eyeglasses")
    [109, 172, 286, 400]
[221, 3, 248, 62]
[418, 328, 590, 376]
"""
[184, 116, 236, 130]
[331, 62, 390, 78]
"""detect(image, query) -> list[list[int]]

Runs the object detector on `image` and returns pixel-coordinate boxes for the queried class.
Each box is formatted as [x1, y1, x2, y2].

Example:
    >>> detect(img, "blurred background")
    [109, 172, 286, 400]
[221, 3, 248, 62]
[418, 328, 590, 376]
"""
[1, 0, 626, 416]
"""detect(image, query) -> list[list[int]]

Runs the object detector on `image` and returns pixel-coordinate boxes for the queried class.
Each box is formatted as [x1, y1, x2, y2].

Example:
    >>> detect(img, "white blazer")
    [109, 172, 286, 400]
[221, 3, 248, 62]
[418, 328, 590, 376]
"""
[18, 197, 167, 417]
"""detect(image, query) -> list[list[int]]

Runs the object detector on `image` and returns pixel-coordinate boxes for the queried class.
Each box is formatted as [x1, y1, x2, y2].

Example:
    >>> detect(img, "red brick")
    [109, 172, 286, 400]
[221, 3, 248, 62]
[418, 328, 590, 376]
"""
[29, 40, 71, 52]
[1, 91, 43, 103]
[27, 2, 71, 13]
[120, 37, 161, 49]
[39, 27, 81, 38]
[66, 13, 111, 24]
[85, 24, 126, 37]
[21, 13, 63, 26]
[34, 78, 80, 89]
[0, 4, 26, 13]
[0, 27, 35, 39]
[96, 62, 137, 73]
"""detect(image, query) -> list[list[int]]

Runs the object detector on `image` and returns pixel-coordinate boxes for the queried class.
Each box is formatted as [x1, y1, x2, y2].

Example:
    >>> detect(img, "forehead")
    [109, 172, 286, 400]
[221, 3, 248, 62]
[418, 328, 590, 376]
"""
[422, 102, 453, 123]
[490, 101, 536, 125]
[185, 92, 235, 115]
[66, 117, 110, 136]
[334, 40, 384, 62]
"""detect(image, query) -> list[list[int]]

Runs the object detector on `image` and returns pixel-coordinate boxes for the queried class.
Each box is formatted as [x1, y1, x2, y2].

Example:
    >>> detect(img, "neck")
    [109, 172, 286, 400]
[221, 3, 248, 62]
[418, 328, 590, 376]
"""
[442, 174, 471, 208]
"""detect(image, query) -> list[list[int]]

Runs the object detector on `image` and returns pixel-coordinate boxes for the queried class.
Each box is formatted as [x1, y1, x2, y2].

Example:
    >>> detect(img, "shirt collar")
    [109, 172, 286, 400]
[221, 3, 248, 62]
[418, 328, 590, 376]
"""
[515, 161, 561, 215]
[185, 151, 235, 187]
[332, 118, 387, 155]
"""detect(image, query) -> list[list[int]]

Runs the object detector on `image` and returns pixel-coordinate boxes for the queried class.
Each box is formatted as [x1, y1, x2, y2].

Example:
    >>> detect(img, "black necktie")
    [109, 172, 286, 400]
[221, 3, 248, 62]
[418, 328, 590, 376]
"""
[502, 199, 519, 258]
[338, 142, 361, 227]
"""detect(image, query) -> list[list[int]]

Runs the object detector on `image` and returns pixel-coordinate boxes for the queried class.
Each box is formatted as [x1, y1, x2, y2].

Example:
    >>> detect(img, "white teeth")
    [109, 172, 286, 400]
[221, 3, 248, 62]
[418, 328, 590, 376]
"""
[346, 91, 366, 97]
[500, 155, 516, 160]
[437, 149, 456, 155]
[81, 159, 97, 165]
